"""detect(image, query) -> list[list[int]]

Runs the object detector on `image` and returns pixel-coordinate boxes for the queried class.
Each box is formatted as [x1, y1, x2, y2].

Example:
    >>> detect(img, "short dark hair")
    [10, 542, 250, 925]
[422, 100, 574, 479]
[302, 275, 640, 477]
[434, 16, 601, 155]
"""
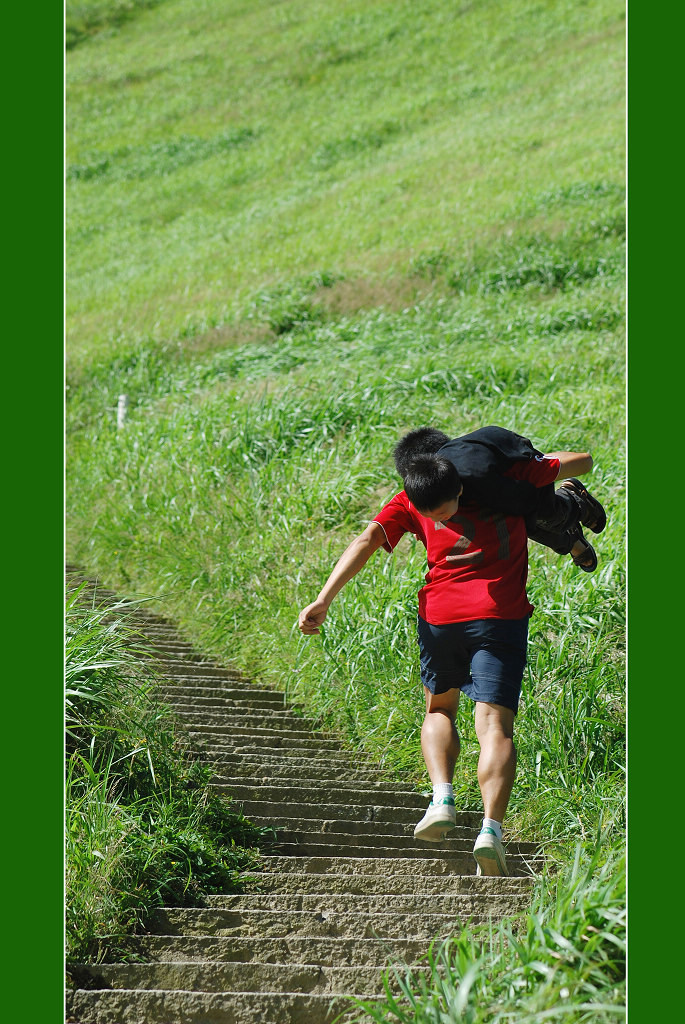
[403, 455, 461, 511]
[393, 428, 451, 477]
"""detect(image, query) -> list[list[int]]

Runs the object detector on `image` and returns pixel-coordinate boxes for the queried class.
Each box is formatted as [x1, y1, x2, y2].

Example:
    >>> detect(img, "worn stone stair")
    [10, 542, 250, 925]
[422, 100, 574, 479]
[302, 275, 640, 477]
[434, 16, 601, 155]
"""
[66, 566, 542, 1024]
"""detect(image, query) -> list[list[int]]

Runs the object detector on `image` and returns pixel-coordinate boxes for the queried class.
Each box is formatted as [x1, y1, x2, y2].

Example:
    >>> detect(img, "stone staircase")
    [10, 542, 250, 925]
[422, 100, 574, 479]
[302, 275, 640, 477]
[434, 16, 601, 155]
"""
[66, 568, 542, 1024]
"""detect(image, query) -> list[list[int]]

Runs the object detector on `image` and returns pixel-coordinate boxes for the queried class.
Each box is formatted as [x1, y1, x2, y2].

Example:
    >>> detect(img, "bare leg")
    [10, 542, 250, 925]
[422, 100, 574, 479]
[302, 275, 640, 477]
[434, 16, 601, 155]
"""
[414, 687, 462, 842]
[421, 686, 461, 784]
[474, 702, 516, 823]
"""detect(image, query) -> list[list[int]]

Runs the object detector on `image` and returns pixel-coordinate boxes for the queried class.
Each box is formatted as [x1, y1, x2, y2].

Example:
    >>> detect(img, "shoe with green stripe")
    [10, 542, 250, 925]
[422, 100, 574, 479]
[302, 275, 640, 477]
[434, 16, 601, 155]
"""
[413, 797, 456, 842]
[473, 826, 508, 876]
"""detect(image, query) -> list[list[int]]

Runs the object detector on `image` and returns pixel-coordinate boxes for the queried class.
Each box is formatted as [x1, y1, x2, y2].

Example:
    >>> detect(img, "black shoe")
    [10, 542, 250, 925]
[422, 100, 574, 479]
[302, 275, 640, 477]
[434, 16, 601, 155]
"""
[558, 478, 607, 534]
[570, 527, 598, 572]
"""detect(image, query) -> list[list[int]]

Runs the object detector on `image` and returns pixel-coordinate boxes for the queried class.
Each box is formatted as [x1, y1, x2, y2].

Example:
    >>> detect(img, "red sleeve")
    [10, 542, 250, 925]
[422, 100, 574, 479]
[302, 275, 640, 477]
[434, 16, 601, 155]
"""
[373, 492, 424, 552]
[505, 455, 560, 487]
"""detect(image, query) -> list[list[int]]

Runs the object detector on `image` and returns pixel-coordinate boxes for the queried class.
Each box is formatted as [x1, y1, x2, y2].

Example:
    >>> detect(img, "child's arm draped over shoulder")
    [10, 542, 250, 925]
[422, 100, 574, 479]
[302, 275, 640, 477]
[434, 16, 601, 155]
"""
[298, 522, 387, 635]
[546, 451, 594, 479]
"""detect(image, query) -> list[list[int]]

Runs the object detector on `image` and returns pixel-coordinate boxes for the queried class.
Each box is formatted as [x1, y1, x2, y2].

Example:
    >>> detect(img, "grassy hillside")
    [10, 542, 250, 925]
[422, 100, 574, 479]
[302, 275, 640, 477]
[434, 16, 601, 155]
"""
[67, 0, 625, 1013]
[66, 0, 624, 369]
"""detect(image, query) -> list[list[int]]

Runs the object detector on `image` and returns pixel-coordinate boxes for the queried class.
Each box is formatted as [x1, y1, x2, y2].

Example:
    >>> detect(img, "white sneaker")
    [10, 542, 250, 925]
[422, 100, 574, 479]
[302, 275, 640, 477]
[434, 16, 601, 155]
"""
[473, 827, 508, 876]
[413, 798, 457, 842]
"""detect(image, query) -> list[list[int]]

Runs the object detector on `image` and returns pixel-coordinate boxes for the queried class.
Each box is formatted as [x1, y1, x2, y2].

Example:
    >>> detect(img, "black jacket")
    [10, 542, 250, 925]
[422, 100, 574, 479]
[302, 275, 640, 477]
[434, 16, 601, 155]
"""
[437, 426, 552, 518]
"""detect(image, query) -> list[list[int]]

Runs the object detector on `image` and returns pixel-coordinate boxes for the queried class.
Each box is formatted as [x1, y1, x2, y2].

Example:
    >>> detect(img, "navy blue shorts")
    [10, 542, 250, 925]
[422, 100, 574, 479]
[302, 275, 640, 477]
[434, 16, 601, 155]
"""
[417, 615, 529, 714]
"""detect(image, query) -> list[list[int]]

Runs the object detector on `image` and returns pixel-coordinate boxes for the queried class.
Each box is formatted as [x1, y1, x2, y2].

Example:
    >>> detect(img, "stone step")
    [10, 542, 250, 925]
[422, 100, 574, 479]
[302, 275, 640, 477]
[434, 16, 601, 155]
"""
[147, 646, 218, 663]
[213, 775, 423, 797]
[234, 798, 463, 825]
[267, 829, 540, 858]
[257, 854, 539, 879]
[245, 815, 476, 837]
[127, 933, 426, 966]
[67, 989, 360, 1024]
[214, 782, 428, 808]
[70, 960, 421, 996]
[194, 729, 345, 749]
[169, 706, 312, 729]
[206, 746, 370, 765]
[187, 722, 329, 742]
[158, 686, 297, 707]
[204, 891, 530, 916]
[151, 662, 253, 680]
[210, 760, 394, 782]
[150, 906, 509, 939]
[240, 870, 534, 897]
[267, 841, 541, 870]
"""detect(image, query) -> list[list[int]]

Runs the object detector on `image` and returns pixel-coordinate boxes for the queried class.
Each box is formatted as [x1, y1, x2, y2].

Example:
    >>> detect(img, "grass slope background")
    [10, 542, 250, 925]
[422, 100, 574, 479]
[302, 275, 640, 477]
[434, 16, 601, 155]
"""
[67, 0, 625, 905]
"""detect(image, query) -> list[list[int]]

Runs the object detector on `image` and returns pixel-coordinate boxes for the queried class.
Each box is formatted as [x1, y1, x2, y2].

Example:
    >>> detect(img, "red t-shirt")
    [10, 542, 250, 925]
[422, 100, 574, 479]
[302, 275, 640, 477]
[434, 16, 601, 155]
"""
[373, 456, 559, 625]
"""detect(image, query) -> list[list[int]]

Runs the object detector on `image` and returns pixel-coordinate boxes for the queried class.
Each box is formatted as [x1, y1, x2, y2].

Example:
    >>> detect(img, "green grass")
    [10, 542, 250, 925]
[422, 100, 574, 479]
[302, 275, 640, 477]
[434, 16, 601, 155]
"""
[65, 579, 269, 968]
[66, 0, 625, 1017]
[66, 0, 624, 369]
[351, 845, 625, 1022]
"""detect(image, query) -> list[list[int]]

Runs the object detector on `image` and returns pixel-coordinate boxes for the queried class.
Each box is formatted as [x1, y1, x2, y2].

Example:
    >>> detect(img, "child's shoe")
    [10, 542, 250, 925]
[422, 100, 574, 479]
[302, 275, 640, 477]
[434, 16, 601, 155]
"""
[557, 478, 607, 534]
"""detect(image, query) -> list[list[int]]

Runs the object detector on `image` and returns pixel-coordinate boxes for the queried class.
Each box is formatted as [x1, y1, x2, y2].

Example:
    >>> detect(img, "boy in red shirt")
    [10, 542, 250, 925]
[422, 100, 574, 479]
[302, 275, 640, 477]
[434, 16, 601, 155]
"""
[298, 426, 605, 876]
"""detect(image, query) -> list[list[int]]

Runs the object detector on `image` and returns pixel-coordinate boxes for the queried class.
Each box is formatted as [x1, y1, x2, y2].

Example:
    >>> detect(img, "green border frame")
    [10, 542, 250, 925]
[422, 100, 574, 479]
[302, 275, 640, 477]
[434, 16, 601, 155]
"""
[53, 0, 644, 1020]
[626, 2, 675, 1018]
[6, 5, 64, 1020]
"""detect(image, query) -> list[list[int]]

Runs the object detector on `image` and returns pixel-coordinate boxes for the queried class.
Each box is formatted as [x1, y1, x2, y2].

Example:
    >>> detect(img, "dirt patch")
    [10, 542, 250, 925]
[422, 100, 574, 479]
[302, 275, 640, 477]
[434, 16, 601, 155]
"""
[183, 320, 273, 355]
[310, 274, 436, 317]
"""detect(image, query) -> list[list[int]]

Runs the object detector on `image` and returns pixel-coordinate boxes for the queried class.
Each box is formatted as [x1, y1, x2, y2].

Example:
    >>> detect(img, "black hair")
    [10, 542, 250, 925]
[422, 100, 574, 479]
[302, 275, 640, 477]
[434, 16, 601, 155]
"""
[403, 455, 462, 511]
[393, 427, 451, 477]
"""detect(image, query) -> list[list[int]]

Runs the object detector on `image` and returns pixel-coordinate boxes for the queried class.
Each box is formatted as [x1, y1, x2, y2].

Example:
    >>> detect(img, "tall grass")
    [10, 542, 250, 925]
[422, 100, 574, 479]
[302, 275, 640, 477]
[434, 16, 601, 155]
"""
[66, 240, 625, 849]
[65, 579, 267, 967]
[350, 846, 625, 1023]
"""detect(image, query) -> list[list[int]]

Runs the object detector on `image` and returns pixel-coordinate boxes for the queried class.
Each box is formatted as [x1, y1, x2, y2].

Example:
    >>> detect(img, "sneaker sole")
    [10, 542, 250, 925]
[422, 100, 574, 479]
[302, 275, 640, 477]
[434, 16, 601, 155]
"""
[473, 846, 508, 876]
[414, 820, 457, 843]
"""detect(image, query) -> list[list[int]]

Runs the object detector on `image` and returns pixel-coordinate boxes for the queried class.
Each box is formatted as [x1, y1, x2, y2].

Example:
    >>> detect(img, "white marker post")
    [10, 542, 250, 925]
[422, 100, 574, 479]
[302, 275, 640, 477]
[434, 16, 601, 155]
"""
[117, 394, 128, 430]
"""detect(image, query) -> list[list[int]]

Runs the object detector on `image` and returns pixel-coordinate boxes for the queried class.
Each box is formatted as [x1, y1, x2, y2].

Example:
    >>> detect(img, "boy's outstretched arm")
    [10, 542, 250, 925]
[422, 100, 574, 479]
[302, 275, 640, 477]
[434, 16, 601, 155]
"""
[298, 522, 387, 635]
[546, 451, 594, 479]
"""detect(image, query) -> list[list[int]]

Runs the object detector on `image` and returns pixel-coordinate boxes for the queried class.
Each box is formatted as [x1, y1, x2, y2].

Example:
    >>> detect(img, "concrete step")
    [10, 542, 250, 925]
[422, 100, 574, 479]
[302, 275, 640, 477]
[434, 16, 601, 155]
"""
[266, 829, 540, 859]
[158, 689, 296, 709]
[67, 988, 361, 1024]
[213, 775, 423, 797]
[256, 854, 539, 879]
[169, 706, 312, 729]
[214, 782, 428, 808]
[147, 646, 218, 663]
[268, 841, 542, 870]
[150, 662, 254, 680]
[204, 891, 531, 916]
[70, 960, 421, 996]
[127, 933, 427, 966]
[158, 688, 290, 704]
[234, 798, 468, 825]
[150, 906, 510, 939]
[205, 746, 370, 765]
[245, 815, 477, 837]
[186, 720, 333, 738]
[193, 729, 345, 749]
[240, 869, 534, 897]
[210, 760, 395, 782]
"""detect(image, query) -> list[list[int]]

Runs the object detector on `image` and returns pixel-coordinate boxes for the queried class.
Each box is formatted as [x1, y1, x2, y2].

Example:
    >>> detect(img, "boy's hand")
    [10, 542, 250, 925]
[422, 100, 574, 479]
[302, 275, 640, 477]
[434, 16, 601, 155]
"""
[298, 600, 329, 635]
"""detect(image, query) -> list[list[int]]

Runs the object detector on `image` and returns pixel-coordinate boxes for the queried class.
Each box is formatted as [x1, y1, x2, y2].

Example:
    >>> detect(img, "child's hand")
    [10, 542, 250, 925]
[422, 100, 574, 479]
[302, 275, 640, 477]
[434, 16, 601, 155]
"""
[298, 600, 329, 635]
